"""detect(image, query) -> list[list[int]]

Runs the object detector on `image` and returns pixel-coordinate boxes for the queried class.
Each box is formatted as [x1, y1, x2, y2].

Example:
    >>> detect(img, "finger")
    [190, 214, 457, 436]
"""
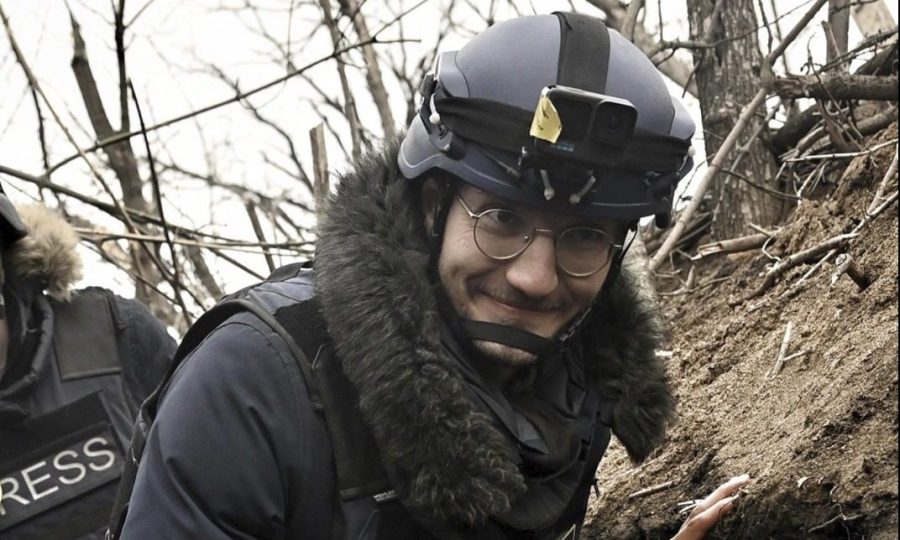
[691, 474, 750, 515]
[673, 495, 738, 540]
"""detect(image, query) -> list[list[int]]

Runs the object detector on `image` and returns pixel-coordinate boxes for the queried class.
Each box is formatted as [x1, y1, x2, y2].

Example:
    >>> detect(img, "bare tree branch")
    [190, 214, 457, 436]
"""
[207, 64, 314, 192]
[244, 199, 276, 274]
[317, 0, 364, 159]
[46, 36, 408, 177]
[186, 246, 223, 302]
[130, 79, 195, 325]
[621, 0, 644, 42]
[1, 3, 148, 255]
[337, 0, 396, 138]
[115, 0, 130, 133]
[0, 164, 312, 250]
[773, 74, 898, 101]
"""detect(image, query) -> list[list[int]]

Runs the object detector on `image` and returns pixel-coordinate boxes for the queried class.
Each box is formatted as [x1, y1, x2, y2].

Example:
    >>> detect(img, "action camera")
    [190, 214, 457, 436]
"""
[530, 86, 638, 168]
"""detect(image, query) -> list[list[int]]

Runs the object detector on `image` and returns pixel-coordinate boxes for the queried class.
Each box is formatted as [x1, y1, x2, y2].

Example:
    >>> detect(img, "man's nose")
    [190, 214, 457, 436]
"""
[504, 234, 559, 298]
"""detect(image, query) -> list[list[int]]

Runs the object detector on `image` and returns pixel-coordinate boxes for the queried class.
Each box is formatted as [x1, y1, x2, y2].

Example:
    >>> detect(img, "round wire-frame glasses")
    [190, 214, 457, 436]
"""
[454, 194, 621, 277]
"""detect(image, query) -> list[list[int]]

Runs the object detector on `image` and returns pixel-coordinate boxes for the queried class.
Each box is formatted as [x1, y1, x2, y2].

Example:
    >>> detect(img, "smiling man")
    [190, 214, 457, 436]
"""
[116, 12, 747, 540]
[426, 183, 622, 377]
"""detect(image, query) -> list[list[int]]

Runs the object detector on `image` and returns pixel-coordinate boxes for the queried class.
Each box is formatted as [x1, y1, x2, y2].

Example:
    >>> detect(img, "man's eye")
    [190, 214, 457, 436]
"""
[564, 227, 609, 246]
[490, 210, 518, 225]
[480, 209, 526, 232]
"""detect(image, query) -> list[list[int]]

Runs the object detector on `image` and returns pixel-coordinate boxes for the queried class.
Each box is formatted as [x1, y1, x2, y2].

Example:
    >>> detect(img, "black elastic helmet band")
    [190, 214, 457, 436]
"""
[555, 12, 609, 94]
[433, 96, 690, 173]
[461, 320, 554, 356]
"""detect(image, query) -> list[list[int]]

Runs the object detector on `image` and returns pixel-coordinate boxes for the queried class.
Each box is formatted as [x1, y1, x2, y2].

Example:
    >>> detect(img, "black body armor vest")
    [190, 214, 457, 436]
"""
[1, 290, 136, 540]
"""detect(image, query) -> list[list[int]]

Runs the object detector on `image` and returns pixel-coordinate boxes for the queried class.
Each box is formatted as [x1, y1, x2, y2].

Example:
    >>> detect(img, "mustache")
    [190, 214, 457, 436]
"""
[479, 285, 564, 311]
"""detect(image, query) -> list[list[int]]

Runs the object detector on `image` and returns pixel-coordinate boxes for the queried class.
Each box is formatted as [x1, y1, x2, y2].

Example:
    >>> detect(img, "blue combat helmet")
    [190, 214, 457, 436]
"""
[399, 12, 695, 228]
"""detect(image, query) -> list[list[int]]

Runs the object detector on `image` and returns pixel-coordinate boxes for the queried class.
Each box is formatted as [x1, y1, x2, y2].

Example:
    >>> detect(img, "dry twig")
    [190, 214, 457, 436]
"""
[745, 233, 858, 300]
[337, 0, 396, 138]
[693, 233, 770, 259]
[786, 138, 898, 162]
[244, 200, 276, 274]
[808, 512, 863, 533]
[781, 188, 897, 295]
[130, 80, 195, 324]
[867, 149, 899, 215]
[310, 123, 330, 221]
[317, 0, 364, 159]
[830, 253, 872, 290]
[768, 321, 794, 378]
[627, 480, 675, 500]
[780, 350, 809, 364]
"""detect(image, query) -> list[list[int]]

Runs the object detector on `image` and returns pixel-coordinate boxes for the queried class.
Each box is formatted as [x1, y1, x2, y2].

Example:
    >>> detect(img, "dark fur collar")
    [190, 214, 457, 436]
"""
[314, 140, 674, 526]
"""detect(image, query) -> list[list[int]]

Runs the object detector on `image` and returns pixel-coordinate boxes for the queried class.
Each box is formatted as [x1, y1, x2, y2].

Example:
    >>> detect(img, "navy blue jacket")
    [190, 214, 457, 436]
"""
[121, 274, 336, 538]
[120, 142, 674, 539]
[120, 271, 614, 539]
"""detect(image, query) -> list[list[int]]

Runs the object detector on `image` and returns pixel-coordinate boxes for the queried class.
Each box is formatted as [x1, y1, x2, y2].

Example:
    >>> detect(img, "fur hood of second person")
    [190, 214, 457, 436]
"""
[4, 204, 82, 301]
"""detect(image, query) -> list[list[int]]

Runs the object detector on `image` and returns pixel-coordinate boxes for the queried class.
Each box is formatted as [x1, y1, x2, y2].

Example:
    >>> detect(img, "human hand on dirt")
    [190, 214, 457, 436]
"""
[671, 474, 750, 540]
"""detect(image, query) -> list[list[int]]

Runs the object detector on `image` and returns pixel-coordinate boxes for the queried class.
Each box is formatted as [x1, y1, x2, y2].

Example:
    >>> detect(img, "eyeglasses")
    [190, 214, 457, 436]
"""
[455, 195, 621, 277]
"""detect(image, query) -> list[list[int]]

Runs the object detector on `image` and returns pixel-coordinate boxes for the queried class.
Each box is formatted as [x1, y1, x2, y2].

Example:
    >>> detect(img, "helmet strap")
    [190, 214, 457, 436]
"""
[460, 319, 553, 356]
[425, 178, 455, 268]
[0, 250, 5, 321]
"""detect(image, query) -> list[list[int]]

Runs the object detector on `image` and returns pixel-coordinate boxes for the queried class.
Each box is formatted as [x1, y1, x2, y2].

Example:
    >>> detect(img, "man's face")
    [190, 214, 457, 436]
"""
[427, 183, 618, 367]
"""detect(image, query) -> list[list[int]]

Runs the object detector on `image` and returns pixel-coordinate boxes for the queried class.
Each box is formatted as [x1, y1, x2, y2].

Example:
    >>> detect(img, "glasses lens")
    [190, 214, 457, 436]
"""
[474, 209, 532, 259]
[557, 227, 614, 276]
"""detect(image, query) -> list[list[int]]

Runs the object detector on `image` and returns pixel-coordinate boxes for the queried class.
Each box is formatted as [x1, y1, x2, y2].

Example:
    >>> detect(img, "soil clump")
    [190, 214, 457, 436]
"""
[584, 125, 898, 539]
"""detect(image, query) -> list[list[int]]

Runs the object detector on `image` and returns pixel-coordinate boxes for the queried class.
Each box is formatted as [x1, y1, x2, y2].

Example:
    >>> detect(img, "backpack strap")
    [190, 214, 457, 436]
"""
[273, 301, 398, 540]
[107, 274, 394, 539]
[106, 297, 322, 539]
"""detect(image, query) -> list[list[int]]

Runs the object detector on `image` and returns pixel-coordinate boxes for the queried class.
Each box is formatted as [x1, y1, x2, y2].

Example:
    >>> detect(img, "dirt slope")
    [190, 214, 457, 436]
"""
[584, 125, 899, 539]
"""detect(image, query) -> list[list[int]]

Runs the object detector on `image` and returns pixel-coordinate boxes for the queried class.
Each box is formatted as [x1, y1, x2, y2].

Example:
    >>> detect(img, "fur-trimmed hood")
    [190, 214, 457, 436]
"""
[4, 205, 82, 301]
[315, 141, 674, 527]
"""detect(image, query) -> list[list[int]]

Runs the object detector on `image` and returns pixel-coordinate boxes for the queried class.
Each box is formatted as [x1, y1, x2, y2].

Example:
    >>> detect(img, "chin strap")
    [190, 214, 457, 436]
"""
[460, 319, 554, 356]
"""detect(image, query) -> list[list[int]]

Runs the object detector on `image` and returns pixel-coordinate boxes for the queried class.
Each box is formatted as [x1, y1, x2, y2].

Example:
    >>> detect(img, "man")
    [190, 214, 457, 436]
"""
[0, 185, 176, 539]
[119, 12, 747, 539]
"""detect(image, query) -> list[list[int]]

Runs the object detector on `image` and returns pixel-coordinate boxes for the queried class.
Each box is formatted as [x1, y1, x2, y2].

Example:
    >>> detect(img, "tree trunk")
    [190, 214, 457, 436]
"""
[687, 0, 784, 239]
[70, 11, 175, 325]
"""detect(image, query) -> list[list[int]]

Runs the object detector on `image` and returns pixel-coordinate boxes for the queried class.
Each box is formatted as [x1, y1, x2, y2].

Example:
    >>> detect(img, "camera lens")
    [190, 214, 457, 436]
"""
[592, 102, 637, 145]
[603, 111, 625, 133]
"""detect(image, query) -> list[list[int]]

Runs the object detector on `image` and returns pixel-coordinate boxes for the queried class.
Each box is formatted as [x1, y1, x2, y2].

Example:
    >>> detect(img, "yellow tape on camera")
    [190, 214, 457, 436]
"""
[529, 91, 562, 144]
